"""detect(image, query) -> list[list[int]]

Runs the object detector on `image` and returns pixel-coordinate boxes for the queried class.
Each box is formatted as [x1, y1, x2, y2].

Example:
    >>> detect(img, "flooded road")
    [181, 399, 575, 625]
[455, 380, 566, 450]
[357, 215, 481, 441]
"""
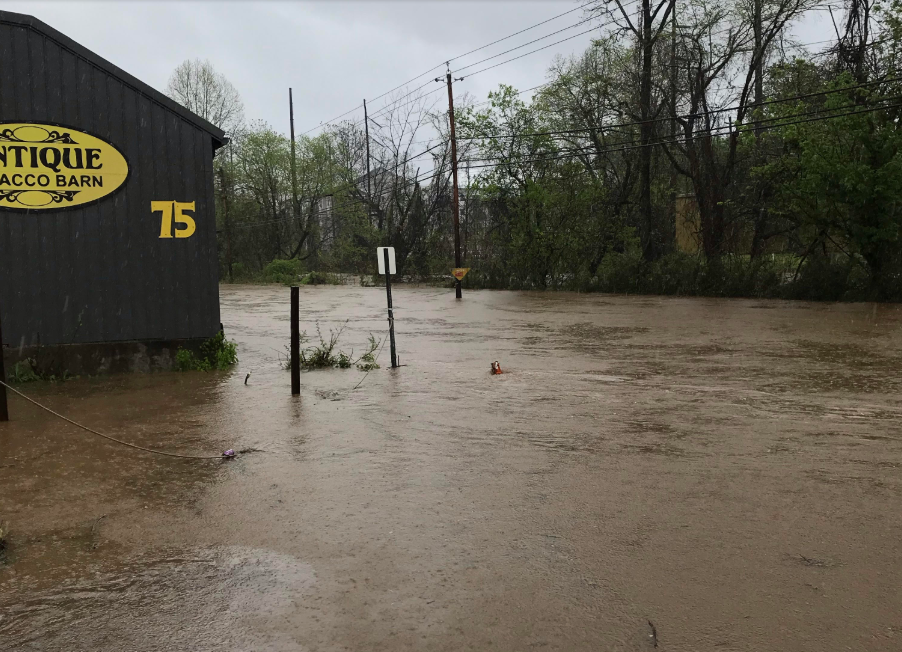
[2, 285, 901, 651]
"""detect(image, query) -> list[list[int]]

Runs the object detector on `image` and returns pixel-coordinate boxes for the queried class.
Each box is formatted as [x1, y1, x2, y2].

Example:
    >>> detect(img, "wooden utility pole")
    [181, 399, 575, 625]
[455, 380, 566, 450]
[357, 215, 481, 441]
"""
[289, 88, 301, 236]
[219, 166, 233, 282]
[444, 68, 463, 300]
[363, 98, 372, 209]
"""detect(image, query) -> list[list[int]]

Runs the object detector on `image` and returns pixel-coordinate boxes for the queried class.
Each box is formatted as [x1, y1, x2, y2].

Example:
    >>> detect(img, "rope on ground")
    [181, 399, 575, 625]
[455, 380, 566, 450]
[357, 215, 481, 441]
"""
[0, 380, 227, 460]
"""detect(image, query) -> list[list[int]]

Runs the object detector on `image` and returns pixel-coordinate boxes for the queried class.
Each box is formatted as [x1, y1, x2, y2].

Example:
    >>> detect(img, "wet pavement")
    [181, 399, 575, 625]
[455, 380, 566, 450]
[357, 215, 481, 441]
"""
[1, 285, 901, 651]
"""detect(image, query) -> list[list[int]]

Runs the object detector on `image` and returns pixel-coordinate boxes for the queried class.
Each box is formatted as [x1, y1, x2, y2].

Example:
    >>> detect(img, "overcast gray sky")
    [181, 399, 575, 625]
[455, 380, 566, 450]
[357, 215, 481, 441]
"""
[4, 1, 833, 136]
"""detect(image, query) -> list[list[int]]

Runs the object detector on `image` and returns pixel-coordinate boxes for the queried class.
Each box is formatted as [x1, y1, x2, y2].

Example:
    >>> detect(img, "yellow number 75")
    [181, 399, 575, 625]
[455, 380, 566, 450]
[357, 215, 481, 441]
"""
[152, 201, 196, 238]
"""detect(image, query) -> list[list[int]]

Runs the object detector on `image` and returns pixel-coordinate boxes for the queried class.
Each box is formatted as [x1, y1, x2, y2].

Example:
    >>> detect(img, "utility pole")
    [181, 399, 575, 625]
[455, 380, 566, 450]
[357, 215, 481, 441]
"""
[289, 88, 302, 248]
[441, 67, 463, 300]
[363, 98, 372, 211]
[219, 166, 233, 282]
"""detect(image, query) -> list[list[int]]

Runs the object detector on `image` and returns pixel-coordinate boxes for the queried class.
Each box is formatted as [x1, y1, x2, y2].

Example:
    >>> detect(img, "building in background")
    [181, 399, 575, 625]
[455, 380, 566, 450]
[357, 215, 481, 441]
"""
[0, 10, 226, 374]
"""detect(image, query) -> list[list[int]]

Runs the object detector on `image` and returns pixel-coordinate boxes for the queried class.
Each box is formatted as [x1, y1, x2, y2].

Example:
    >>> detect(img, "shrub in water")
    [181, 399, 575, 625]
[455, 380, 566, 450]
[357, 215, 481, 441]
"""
[175, 331, 239, 371]
[281, 324, 381, 371]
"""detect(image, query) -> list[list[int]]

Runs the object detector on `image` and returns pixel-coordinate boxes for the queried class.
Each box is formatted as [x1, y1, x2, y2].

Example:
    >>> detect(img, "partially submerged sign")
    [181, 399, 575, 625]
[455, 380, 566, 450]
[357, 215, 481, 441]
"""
[452, 268, 470, 281]
[377, 246, 396, 275]
[0, 122, 129, 211]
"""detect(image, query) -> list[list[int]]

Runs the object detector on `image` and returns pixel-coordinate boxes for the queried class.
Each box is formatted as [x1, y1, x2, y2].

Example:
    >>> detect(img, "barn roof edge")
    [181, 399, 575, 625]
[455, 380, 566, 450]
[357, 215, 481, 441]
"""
[0, 10, 228, 150]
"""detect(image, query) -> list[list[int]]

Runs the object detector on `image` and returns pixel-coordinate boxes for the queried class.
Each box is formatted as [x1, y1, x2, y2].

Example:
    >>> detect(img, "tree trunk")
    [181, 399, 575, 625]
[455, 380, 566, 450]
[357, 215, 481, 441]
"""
[639, 0, 656, 261]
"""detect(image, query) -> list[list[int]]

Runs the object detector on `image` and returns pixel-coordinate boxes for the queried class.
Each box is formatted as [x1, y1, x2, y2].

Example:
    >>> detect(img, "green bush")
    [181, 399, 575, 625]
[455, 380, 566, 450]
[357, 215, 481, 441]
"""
[175, 331, 239, 371]
[262, 258, 304, 285]
[7, 359, 40, 383]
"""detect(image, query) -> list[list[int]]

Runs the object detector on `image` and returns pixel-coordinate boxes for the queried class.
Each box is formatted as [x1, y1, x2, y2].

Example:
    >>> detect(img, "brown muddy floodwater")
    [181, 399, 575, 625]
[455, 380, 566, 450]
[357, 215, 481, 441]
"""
[1, 286, 901, 651]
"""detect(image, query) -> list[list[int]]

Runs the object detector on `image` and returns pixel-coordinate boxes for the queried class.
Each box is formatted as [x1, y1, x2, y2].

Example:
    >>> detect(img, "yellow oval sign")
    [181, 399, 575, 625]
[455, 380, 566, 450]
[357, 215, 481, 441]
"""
[0, 123, 129, 211]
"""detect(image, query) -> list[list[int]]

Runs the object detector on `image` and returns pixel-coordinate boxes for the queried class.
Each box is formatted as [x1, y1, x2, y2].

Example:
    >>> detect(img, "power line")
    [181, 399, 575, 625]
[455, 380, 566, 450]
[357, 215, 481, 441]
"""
[449, 0, 599, 66]
[460, 99, 902, 169]
[461, 25, 606, 80]
[455, 14, 600, 75]
[300, 104, 363, 136]
[366, 10, 626, 123]
[363, 6, 642, 129]
[297, 0, 607, 137]
[365, 0, 599, 108]
[455, 75, 902, 141]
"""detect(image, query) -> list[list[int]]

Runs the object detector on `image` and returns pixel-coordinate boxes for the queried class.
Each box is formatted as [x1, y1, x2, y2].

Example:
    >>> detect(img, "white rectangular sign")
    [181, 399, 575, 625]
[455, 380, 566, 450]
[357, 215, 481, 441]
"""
[377, 247, 396, 275]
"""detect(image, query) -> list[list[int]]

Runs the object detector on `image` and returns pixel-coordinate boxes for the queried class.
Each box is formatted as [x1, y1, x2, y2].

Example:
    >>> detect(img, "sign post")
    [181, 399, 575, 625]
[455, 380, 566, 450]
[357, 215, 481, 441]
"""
[452, 268, 470, 283]
[377, 247, 398, 369]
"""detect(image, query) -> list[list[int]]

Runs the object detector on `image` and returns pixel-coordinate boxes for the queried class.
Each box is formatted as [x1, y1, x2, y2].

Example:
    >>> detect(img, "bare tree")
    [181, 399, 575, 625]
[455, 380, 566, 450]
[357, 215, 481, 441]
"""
[166, 59, 245, 134]
[592, 0, 676, 260]
[661, 0, 818, 258]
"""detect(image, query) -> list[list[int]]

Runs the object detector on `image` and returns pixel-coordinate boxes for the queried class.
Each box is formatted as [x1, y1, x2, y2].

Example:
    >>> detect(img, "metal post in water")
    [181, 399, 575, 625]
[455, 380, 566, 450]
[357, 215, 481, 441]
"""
[291, 286, 300, 395]
[384, 248, 398, 369]
[0, 301, 7, 421]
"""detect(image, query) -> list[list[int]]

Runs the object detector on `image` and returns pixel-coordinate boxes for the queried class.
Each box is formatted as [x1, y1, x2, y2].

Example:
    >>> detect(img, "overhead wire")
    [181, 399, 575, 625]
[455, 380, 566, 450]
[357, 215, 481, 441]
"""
[459, 98, 902, 170]
[453, 75, 902, 141]
[364, 0, 599, 108]
[299, 0, 618, 135]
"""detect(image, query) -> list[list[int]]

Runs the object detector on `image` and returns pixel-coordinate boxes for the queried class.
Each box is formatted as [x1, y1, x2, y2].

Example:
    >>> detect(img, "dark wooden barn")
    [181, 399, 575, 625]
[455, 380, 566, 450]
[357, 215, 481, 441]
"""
[0, 11, 225, 373]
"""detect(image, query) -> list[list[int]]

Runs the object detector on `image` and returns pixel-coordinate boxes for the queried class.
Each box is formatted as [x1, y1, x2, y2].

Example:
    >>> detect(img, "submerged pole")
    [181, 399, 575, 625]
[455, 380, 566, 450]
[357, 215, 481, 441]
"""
[291, 286, 300, 395]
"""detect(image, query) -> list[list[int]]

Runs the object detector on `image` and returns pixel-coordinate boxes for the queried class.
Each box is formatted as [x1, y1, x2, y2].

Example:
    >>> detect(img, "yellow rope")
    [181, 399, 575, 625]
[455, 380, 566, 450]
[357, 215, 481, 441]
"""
[0, 380, 226, 460]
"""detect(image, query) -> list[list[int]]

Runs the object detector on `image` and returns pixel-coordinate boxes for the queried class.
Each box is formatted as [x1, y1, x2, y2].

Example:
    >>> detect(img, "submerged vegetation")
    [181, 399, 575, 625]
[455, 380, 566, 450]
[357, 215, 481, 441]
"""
[228, 259, 344, 286]
[6, 358, 76, 384]
[175, 331, 239, 371]
[281, 323, 382, 371]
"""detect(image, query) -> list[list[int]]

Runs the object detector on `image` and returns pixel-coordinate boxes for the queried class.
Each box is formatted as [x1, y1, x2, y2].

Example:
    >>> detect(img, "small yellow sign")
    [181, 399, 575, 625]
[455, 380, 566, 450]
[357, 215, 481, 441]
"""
[0, 122, 129, 211]
[452, 268, 470, 281]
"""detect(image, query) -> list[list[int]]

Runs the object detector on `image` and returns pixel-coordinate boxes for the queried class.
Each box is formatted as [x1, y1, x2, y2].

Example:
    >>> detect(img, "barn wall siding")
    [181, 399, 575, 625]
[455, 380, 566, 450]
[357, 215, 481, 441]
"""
[0, 19, 222, 347]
